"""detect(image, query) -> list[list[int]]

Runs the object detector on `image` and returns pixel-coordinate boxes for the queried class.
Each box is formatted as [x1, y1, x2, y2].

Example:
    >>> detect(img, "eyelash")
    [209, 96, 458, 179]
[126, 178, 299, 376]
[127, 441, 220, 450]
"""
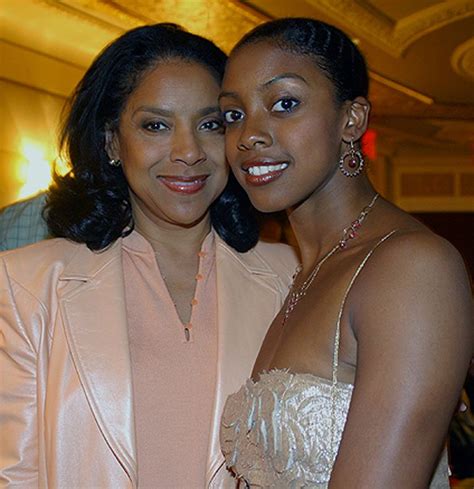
[271, 97, 300, 112]
[142, 121, 168, 132]
[222, 97, 300, 125]
[142, 119, 223, 132]
[223, 110, 243, 125]
[199, 119, 224, 131]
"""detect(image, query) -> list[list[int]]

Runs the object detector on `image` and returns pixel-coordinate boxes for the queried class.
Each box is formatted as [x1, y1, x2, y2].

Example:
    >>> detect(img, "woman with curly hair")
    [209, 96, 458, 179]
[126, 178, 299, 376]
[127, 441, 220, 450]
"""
[0, 24, 297, 488]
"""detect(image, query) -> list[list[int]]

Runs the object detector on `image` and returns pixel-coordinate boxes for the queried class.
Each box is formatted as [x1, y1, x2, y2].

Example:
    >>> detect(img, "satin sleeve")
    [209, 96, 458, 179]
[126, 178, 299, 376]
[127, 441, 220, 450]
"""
[0, 257, 42, 488]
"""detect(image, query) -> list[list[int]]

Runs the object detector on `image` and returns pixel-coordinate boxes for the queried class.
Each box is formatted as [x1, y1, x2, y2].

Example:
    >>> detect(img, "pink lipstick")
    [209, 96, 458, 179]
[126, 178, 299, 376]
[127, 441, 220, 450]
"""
[158, 175, 208, 194]
[242, 161, 289, 187]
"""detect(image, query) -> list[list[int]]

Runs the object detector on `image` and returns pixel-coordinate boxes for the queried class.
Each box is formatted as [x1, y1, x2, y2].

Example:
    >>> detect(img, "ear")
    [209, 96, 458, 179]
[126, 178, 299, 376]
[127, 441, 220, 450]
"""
[341, 96, 371, 144]
[104, 124, 120, 161]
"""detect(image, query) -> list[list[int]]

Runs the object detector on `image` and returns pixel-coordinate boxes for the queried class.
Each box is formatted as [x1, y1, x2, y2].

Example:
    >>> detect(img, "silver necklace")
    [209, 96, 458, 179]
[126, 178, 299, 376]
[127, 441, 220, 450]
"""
[282, 193, 379, 328]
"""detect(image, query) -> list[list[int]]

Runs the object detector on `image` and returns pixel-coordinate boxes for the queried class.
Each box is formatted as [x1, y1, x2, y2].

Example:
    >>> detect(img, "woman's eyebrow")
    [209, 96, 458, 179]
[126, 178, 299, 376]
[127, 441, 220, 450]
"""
[218, 73, 308, 103]
[263, 73, 308, 87]
[198, 105, 221, 117]
[132, 105, 220, 117]
[218, 91, 237, 102]
[133, 106, 172, 117]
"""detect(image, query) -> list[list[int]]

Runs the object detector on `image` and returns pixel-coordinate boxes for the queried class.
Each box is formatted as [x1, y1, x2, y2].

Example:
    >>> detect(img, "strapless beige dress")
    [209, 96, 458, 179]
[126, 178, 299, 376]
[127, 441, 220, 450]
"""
[220, 232, 449, 488]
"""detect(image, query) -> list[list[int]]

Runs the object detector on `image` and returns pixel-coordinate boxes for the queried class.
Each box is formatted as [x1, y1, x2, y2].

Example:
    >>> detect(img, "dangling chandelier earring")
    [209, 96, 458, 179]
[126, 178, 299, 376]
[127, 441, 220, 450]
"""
[109, 158, 121, 167]
[339, 139, 364, 177]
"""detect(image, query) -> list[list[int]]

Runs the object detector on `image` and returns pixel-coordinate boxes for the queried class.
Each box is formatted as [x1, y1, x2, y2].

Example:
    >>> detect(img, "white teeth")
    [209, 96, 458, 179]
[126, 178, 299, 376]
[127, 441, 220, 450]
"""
[247, 163, 288, 176]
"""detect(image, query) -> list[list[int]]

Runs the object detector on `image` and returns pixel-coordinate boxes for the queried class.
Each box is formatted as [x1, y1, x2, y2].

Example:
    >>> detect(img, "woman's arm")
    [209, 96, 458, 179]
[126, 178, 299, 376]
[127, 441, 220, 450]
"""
[329, 231, 473, 489]
[0, 258, 41, 487]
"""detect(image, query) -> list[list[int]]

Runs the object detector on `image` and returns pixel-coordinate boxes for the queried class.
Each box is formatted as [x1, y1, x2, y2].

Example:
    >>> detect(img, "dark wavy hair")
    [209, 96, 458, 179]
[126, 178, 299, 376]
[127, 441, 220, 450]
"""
[232, 17, 369, 103]
[46, 23, 258, 252]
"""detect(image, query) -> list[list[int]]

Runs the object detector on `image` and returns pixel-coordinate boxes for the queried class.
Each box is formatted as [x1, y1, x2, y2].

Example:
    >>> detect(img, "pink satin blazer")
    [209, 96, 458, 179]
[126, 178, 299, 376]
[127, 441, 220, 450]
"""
[0, 234, 297, 488]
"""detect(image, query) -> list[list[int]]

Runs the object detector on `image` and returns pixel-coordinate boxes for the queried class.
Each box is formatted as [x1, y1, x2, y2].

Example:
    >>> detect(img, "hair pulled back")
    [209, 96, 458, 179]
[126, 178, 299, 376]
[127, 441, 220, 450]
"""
[232, 17, 369, 103]
[46, 23, 258, 252]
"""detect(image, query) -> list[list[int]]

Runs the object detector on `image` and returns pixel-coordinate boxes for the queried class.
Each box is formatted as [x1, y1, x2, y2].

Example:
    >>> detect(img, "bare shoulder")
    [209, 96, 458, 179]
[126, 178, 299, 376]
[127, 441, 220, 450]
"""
[360, 225, 470, 291]
[351, 224, 473, 356]
[329, 207, 472, 487]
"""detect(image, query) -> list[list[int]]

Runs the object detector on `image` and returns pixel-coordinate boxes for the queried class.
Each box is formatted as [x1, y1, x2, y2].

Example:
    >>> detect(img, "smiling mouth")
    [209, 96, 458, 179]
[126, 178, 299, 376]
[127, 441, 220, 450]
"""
[245, 163, 289, 176]
[242, 162, 289, 186]
[158, 175, 209, 194]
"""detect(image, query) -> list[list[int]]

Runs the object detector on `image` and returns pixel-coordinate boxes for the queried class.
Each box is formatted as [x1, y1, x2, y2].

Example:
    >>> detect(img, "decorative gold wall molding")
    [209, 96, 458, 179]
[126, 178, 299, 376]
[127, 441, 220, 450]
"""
[451, 37, 474, 80]
[0, 77, 69, 100]
[0, 40, 84, 98]
[369, 71, 433, 105]
[1, 39, 85, 71]
[101, 0, 261, 52]
[392, 164, 474, 212]
[34, 0, 264, 53]
[401, 173, 455, 197]
[460, 173, 474, 196]
[304, 0, 474, 57]
[34, 0, 129, 32]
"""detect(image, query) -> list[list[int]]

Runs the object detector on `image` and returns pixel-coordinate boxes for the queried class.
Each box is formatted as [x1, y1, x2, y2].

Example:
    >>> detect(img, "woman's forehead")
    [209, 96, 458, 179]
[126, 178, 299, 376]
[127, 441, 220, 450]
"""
[223, 43, 328, 91]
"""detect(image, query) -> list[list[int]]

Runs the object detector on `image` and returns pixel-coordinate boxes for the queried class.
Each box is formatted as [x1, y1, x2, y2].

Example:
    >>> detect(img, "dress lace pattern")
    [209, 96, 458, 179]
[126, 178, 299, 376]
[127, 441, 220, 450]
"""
[220, 369, 449, 488]
[221, 370, 353, 488]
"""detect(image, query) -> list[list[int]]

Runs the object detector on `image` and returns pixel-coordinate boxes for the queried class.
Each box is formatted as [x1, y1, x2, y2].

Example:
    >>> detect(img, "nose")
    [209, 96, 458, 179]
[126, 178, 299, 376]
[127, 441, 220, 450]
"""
[237, 118, 272, 151]
[170, 127, 206, 166]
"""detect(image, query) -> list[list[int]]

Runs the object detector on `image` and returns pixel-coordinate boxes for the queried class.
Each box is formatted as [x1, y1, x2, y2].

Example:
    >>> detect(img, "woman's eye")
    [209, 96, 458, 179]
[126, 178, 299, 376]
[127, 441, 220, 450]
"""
[200, 119, 224, 131]
[271, 98, 300, 113]
[223, 110, 243, 124]
[143, 121, 168, 132]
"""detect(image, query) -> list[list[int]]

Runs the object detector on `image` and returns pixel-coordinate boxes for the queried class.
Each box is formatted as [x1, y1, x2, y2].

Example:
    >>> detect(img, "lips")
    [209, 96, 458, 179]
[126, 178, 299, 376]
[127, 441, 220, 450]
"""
[242, 161, 289, 186]
[158, 175, 209, 194]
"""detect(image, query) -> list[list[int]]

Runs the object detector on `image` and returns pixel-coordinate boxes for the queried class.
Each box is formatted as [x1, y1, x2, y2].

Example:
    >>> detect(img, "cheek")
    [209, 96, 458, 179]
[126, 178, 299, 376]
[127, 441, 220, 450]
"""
[120, 138, 159, 168]
[215, 168, 230, 197]
[203, 135, 225, 160]
[224, 135, 240, 168]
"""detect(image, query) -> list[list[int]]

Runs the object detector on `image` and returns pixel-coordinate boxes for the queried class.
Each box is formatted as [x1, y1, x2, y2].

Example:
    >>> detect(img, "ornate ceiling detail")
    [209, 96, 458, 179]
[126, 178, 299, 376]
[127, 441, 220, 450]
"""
[370, 76, 474, 121]
[303, 0, 474, 57]
[103, 0, 262, 51]
[3, 0, 472, 151]
[36, 0, 128, 32]
[37, 0, 264, 52]
[451, 37, 474, 80]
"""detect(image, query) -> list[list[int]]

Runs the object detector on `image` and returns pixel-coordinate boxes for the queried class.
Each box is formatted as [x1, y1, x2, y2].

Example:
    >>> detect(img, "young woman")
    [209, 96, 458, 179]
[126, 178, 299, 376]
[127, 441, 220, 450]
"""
[219, 18, 473, 488]
[0, 24, 297, 488]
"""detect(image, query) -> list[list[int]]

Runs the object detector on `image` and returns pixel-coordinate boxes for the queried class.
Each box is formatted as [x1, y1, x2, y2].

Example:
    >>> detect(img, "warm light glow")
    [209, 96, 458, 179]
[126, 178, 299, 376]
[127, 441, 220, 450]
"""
[54, 156, 70, 176]
[362, 129, 377, 160]
[16, 140, 68, 200]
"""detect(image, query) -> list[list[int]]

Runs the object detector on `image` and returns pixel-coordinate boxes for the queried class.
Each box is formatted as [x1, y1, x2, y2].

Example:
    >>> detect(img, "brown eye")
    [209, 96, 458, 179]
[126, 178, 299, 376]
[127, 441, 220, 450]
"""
[199, 119, 223, 131]
[271, 98, 300, 113]
[223, 110, 244, 124]
[143, 121, 168, 132]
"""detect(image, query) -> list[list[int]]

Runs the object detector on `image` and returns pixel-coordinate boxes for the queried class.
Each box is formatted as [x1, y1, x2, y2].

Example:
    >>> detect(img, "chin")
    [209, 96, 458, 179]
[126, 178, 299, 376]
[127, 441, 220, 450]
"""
[249, 195, 287, 214]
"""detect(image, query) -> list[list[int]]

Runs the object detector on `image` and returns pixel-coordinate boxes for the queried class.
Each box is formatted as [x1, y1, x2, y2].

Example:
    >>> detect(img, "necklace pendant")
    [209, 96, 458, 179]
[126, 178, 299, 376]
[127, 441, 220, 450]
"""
[281, 194, 379, 328]
[184, 327, 191, 342]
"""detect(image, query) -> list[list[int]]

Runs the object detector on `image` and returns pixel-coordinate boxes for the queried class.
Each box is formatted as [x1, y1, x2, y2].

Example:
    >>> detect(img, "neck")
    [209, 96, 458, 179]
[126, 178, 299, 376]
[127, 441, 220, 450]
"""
[287, 176, 377, 269]
[131, 200, 211, 257]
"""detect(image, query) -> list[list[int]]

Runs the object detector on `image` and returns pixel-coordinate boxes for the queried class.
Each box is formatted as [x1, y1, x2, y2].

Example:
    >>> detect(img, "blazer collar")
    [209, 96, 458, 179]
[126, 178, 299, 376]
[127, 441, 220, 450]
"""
[56, 235, 289, 488]
[58, 238, 138, 487]
[206, 236, 287, 485]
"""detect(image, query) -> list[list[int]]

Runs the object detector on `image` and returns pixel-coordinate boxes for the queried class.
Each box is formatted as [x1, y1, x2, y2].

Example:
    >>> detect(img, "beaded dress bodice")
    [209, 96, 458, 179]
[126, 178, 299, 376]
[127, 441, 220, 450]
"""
[220, 232, 449, 488]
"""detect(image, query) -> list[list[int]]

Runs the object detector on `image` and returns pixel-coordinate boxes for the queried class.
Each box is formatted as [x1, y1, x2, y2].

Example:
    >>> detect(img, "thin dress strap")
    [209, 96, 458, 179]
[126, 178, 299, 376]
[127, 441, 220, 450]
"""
[329, 229, 399, 461]
[331, 229, 399, 385]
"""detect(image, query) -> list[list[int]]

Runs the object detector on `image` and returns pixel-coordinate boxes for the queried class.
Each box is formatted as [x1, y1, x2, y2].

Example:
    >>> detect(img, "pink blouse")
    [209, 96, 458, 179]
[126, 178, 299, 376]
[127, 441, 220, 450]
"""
[123, 230, 218, 488]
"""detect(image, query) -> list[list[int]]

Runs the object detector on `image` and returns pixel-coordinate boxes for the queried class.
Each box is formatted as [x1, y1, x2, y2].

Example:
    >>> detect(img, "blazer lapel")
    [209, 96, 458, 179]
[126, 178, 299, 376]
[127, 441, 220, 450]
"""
[58, 240, 137, 487]
[206, 238, 288, 486]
